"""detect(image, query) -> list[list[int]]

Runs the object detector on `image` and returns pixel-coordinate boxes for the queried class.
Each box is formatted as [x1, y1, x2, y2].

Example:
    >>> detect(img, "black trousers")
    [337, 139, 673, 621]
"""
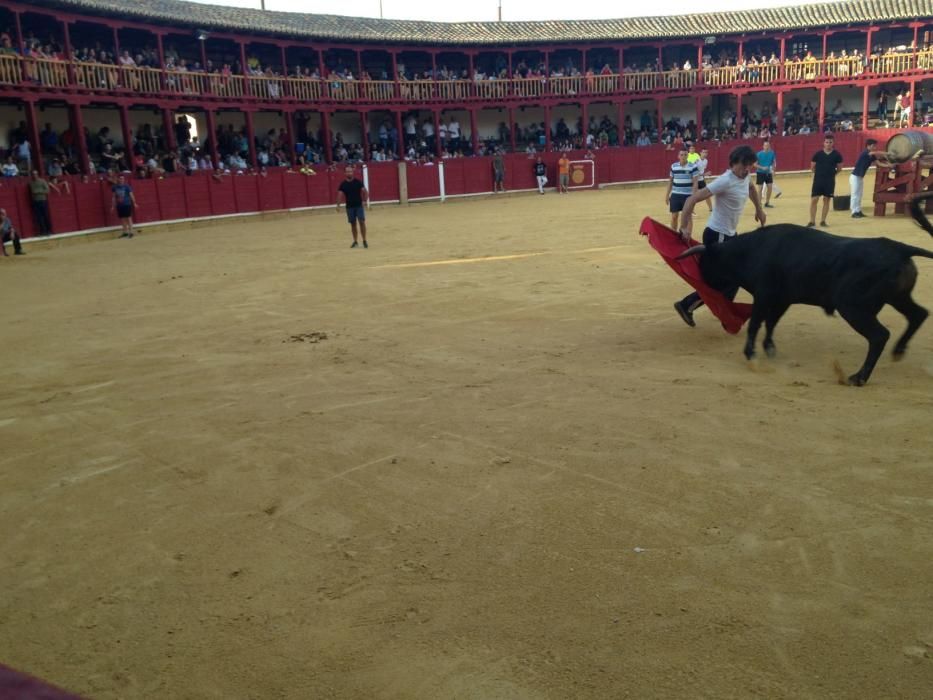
[32, 200, 52, 235]
[680, 227, 739, 311]
[2, 227, 22, 254]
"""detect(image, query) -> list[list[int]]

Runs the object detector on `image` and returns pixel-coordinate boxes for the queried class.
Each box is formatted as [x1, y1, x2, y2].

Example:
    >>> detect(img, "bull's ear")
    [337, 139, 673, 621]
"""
[676, 244, 706, 260]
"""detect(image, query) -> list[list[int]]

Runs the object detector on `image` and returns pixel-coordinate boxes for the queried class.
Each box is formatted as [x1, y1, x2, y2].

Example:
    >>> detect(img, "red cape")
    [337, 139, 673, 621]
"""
[639, 217, 753, 335]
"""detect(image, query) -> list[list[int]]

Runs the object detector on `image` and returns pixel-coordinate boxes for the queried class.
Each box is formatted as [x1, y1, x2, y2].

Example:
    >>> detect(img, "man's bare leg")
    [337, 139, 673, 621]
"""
[820, 197, 830, 225]
[808, 197, 818, 226]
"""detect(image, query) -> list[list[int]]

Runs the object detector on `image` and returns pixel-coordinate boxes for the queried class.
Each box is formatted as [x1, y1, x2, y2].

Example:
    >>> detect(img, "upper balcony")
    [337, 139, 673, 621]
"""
[1, 50, 930, 107]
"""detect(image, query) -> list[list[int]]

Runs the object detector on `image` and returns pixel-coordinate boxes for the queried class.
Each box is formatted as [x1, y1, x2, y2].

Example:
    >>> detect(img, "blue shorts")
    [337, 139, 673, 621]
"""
[346, 206, 366, 224]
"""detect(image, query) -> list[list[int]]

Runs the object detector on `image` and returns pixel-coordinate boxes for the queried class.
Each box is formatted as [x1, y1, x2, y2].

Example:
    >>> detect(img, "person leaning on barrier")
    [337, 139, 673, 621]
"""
[28, 170, 60, 236]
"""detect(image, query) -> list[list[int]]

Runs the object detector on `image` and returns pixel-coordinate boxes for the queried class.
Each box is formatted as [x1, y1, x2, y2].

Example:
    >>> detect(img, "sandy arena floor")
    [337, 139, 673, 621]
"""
[2, 173, 932, 699]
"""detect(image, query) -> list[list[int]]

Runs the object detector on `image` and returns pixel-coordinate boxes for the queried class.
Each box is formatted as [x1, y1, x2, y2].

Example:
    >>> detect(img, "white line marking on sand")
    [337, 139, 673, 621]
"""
[370, 245, 628, 270]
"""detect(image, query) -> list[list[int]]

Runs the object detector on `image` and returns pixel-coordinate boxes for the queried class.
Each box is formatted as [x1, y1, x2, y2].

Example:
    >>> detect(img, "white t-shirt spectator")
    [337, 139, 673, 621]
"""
[422, 121, 434, 137]
[448, 120, 461, 138]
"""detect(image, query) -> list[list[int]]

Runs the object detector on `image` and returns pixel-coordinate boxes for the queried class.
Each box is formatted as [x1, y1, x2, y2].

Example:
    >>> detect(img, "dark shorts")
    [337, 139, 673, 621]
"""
[812, 179, 835, 198]
[346, 205, 366, 224]
[756, 172, 773, 185]
[494, 169, 504, 183]
[669, 193, 689, 213]
[697, 180, 707, 189]
[116, 204, 133, 219]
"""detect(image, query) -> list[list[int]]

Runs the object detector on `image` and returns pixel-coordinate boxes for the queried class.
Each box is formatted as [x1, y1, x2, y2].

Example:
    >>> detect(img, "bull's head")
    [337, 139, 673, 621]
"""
[675, 242, 740, 294]
[675, 245, 706, 260]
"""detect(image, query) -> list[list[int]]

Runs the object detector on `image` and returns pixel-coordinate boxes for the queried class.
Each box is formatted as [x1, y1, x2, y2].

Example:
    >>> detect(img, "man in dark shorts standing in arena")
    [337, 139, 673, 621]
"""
[808, 135, 843, 227]
[755, 140, 776, 208]
[111, 174, 139, 238]
[336, 165, 369, 248]
[665, 148, 698, 232]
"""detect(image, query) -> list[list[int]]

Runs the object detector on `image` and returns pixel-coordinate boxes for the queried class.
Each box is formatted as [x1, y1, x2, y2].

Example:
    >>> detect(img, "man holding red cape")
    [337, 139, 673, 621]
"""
[659, 144, 766, 331]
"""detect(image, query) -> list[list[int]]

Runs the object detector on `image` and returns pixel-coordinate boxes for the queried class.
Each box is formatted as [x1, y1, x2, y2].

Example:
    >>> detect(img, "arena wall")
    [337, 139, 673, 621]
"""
[3, 130, 901, 242]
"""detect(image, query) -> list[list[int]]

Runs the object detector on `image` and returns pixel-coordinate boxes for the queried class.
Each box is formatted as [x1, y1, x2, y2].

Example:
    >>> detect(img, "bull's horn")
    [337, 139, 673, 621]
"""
[676, 245, 706, 260]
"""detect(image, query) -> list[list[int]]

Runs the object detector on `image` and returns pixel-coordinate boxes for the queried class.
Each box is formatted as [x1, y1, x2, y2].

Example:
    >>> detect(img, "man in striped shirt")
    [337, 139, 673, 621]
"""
[665, 148, 699, 231]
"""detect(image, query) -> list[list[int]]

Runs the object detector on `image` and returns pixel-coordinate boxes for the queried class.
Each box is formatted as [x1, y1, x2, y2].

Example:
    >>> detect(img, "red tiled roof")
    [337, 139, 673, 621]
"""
[27, 0, 933, 45]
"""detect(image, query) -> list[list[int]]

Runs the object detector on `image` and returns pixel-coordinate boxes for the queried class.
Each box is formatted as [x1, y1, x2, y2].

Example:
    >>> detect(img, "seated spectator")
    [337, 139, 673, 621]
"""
[46, 157, 70, 193]
[1, 156, 18, 177]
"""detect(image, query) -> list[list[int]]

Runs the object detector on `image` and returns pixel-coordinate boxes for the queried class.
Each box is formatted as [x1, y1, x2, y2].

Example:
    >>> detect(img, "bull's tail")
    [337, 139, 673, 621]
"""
[909, 191, 933, 239]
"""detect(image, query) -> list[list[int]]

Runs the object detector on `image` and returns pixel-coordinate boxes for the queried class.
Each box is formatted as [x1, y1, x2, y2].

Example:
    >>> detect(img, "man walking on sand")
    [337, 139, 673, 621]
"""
[336, 165, 369, 248]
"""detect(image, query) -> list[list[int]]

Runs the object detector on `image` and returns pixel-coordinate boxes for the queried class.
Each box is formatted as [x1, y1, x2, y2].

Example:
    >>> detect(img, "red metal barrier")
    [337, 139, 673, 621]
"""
[4, 129, 921, 240]
[407, 164, 440, 200]
[367, 162, 400, 202]
[233, 175, 260, 213]
[156, 177, 187, 221]
[184, 175, 213, 219]
[258, 171, 286, 211]
[282, 172, 310, 208]
[209, 176, 237, 216]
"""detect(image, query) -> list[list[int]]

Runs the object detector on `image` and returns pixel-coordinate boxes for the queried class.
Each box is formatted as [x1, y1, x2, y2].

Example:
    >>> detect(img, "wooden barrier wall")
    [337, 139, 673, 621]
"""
[0, 130, 914, 240]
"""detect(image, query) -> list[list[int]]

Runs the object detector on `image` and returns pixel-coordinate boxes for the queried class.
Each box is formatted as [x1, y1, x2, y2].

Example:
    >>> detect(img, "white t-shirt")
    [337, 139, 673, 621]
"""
[706, 169, 751, 238]
[448, 120, 461, 137]
[696, 158, 708, 178]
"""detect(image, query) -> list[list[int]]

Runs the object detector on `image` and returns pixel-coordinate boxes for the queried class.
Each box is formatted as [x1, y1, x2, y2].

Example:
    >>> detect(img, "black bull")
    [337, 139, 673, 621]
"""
[677, 192, 933, 386]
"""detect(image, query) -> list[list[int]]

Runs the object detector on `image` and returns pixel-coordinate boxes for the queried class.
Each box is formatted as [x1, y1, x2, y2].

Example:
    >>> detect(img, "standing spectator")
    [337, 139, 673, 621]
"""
[849, 139, 883, 219]
[492, 148, 506, 194]
[111, 173, 139, 238]
[673, 145, 766, 328]
[28, 170, 59, 236]
[557, 152, 570, 193]
[877, 88, 891, 125]
[665, 148, 698, 232]
[533, 156, 547, 194]
[893, 91, 903, 125]
[336, 165, 369, 248]
[46, 157, 70, 194]
[15, 138, 32, 172]
[756, 140, 777, 208]
[0, 207, 24, 256]
[695, 148, 713, 213]
[808, 135, 843, 228]
[900, 90, 912, 127]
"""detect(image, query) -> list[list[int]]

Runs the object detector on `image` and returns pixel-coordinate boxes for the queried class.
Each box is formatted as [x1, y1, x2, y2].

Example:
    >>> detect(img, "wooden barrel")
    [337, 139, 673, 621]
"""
[885, 130, 933, 162]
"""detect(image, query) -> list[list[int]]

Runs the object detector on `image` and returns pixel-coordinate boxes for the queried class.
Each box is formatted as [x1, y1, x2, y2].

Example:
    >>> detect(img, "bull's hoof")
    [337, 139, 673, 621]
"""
[764, 343, 776, 359]
[743, 348, 756, 361]
[847, 374, 867, 387]
[892, 347, 907, 361]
